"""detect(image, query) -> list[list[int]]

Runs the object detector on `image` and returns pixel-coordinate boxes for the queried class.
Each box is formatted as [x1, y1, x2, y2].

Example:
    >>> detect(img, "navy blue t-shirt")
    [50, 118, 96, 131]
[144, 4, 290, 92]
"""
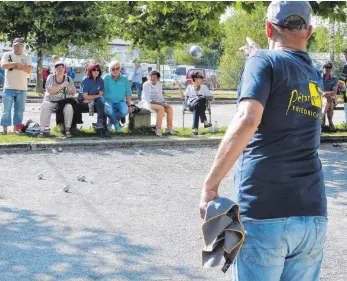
[78, 77, 104, 102]
[234, 49, 327, 219]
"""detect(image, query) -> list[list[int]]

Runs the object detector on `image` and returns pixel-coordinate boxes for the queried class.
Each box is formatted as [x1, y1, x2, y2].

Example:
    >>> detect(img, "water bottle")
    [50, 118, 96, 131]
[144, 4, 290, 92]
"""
[63, 87, 68, 99]
[88, 100, 95, 116]
[214, 121, 219, 133]
[208, 126, 214, 133]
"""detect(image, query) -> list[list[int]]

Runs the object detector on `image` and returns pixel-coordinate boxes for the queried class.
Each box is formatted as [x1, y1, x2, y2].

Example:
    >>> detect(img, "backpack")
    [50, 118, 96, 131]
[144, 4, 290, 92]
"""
[22, 119, 41, 136]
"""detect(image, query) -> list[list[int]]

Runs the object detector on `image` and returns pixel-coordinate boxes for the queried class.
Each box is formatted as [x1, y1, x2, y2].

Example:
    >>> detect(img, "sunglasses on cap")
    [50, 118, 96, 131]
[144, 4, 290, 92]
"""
[111, 67, 120, 72]
[92, 68, 100, 72]
[324, 67, 332, 70]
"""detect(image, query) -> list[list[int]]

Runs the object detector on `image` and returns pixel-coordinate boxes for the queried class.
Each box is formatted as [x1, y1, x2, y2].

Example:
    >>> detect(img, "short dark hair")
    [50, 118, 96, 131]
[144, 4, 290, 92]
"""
[323, 62, 333, 69]
[191, 71, 204, 82]
[150, 70, 160, 78]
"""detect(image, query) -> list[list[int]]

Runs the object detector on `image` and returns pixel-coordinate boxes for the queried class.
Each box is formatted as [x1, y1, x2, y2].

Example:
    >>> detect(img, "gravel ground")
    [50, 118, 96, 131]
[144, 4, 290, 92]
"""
[0, 143, 346, 281]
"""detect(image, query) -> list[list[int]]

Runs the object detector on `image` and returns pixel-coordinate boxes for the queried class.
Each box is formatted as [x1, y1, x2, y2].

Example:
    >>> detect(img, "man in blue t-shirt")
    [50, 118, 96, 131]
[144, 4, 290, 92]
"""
[200, 2, 327, 281]
[104, 61, 134, 133]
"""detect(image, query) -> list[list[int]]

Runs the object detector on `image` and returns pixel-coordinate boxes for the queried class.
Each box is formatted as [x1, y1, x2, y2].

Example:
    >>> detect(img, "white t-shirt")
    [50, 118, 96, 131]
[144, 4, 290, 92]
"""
[142, 81, 164, 103]
[1, 51, 32, 90]
[184, 84, 212, 98]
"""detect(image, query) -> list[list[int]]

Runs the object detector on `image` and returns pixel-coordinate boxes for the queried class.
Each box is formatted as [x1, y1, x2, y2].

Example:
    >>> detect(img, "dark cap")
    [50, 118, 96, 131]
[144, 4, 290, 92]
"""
[267, 1, 312, 30]
[343, 49, 347, 54]
[13, 38, 25, 46]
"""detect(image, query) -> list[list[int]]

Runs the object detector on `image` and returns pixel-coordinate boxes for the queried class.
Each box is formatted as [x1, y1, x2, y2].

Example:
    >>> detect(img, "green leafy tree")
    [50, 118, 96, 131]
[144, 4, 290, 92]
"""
[114, 1, 230, 69]
[219, 3, 268, 89]
[0, 1, 116, 92]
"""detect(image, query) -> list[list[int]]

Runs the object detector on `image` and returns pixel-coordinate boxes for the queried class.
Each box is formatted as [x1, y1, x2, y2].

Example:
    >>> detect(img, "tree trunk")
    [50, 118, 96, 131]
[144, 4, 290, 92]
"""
[36, 48, 43, 93]
[329, 21, 335, 62]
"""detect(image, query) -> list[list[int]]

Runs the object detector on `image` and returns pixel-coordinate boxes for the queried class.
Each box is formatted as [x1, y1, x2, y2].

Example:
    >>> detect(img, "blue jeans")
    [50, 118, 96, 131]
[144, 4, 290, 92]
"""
[232, 216, 328, 281]
[104, 101, 128, 126]
[1, 89, 27, 127]
[134, 82, 142, 99]
[344, 103, 347, 123]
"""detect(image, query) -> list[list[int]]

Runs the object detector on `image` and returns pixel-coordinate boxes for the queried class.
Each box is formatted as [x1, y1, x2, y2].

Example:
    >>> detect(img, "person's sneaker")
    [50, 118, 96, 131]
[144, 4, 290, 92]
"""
[13, 124, 25, 133]
[193, 128, 199, 135]
[165, 128, 177, 135]
[204, 121, 212, 128]
[154, 128, 162, 137]
[329, 124, 336, 132]
[102, 129, 111, 138]
[114, 122, 121, 133]
[65, 129, 72, 138]
[1, 126, 7, 135]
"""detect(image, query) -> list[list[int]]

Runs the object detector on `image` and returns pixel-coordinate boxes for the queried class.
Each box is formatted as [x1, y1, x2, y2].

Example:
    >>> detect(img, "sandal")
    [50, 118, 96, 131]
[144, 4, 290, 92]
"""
[65, 130, 72, 138]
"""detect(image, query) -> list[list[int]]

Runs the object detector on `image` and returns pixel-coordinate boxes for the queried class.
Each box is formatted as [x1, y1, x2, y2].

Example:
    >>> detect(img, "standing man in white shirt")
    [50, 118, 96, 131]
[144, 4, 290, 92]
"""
[0, 38, 32, 134]
[132, 62, 144, 99]
[142, 70, 176, 137]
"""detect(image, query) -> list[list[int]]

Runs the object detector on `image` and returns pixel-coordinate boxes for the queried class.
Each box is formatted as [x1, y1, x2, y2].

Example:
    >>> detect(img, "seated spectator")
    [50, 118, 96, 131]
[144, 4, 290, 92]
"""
[77, 62, 109, 137]
[322, 62, 338, 131]
[40, 61, 77, 138]
[142, 70, 176, 137]
[104, 61, 134, 133]
[179, 71, 212, 135]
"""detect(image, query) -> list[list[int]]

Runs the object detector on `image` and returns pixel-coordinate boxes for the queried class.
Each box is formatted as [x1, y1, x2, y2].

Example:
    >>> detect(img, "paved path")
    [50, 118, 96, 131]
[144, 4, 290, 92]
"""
[0, 144, 346, 281]
[1, 103, 346, 130]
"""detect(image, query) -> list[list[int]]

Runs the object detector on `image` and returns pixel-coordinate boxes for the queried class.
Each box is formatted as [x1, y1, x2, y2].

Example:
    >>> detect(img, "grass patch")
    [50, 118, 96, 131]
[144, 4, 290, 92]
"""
[1, 123, 347, 144]
[27, 91, 44, 97]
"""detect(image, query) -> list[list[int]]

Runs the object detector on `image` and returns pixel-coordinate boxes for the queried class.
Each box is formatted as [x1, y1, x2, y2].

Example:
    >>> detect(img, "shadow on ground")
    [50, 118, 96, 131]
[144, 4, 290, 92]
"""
[0, 205, 204, 281]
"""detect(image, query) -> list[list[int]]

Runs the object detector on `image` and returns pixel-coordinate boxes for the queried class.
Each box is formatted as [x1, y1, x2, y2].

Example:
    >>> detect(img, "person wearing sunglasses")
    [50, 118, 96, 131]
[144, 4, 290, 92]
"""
[103, 61, 134, 133]
[321, 62, 338, 131]
[77, 62, 108, 137]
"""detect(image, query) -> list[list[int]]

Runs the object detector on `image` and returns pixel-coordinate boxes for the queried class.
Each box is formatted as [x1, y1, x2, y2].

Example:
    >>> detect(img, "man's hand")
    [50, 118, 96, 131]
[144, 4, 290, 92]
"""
[68, 88, 75, 96]
[15, 63, 23, 70]
[128, 106, 134, 113]
[323, 92, 332, 98]
[199, 187, 219, 219]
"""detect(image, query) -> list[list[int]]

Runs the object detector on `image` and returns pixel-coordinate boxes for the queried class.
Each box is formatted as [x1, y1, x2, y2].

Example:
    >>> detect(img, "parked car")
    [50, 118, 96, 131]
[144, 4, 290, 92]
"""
[186, 68, 219, 90]
[160, 73, 180, 89]
[175, 65, 195, 87]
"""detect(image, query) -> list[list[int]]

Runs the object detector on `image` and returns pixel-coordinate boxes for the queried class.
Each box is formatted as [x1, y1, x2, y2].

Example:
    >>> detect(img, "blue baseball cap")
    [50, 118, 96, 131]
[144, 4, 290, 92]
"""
[267, 1, 312, 30]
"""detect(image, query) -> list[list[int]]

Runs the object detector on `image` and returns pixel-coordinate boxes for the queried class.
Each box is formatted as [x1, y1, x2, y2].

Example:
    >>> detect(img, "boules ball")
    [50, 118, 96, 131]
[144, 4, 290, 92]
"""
[190, 45, 203, 59]
[63, 185, 69, 192]
[80, 175, 86, 182]
[38, 173, 43, 180]
[58, 147, 63, 152]
[52, 148, 57, 154]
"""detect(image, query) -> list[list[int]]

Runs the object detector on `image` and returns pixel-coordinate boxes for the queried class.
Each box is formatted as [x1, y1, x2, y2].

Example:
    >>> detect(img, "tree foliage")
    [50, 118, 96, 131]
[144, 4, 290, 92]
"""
[113, 1, 230, 67]
[0, 1, 116, 91]
[219, 3, 268, 89]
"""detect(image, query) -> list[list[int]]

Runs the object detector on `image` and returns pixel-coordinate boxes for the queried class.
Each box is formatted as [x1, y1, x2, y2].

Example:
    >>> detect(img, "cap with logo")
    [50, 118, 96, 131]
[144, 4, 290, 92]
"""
[267, 1, 312, 30]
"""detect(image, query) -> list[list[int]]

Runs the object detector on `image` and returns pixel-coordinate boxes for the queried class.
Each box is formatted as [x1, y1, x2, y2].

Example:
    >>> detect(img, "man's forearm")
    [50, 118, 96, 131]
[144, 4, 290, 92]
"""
[1, 62, 16, 69]
[126, 96, 131, 106]
[204, 111, 260, 191]
[22, 65, 32, 74]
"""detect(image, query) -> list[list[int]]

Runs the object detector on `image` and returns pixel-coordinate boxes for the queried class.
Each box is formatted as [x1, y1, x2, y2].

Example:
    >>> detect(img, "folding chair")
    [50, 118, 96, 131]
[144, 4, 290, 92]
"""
[182, 96, 212, 129]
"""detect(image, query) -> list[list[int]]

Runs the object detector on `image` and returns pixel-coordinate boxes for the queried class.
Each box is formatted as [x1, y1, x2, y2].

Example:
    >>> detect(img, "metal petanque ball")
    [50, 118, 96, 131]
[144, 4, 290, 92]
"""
[58, 147, 63, 152]
[52, 148, 57, 154]
[63, 185, 69, 192]
[80, 175, 86, 182]
[190, 45, 203, 59]
[38, 173, 43, 180]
